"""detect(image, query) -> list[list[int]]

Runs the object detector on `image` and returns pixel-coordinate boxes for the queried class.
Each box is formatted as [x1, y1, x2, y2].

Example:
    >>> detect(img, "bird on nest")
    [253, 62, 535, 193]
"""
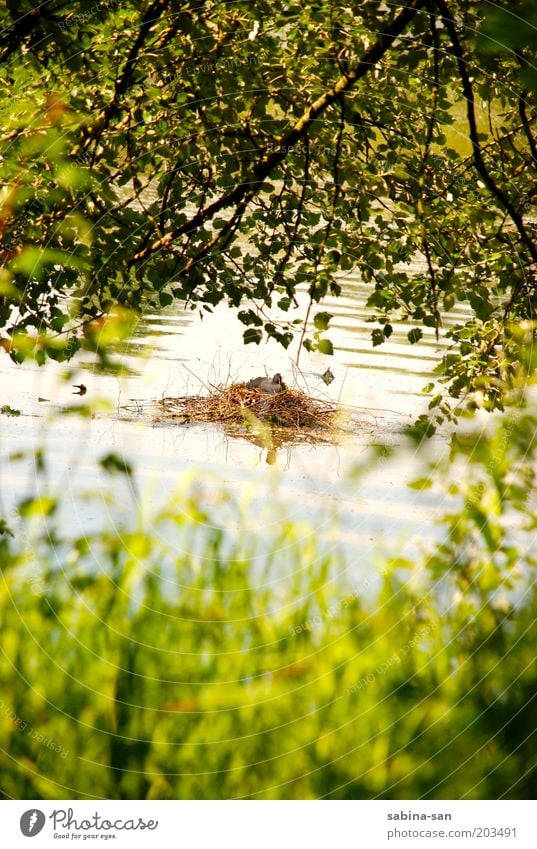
[246, 373, 285, 394]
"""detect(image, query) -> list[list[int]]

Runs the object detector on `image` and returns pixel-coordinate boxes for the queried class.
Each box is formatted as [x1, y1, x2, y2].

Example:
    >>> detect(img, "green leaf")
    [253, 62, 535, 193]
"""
[317, 338, 334, 355]
[313, 311, 332, 331]
[159, 291, 173, 307]
[404, 414, 436, 442]
[238, 310, 263, 327]
[243, 328, 263, 345]
[0, 519, 14, 537]
[408, 477, 433, 490]
[18, 496, 57, 518]
[408, 328, 423, 345]
[100, 453, 133, 477]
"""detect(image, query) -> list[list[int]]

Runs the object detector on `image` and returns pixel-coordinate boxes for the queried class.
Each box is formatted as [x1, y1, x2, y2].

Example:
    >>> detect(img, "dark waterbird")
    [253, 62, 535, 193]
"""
[246, 373, 285, 394]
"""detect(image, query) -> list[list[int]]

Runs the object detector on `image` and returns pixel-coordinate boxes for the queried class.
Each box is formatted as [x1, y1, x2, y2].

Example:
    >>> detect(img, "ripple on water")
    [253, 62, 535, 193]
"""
[0, 274, 460, 572]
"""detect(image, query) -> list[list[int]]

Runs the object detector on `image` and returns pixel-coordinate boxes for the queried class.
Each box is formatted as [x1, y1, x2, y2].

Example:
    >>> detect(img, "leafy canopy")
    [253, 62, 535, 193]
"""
[0, 0, 536, 410]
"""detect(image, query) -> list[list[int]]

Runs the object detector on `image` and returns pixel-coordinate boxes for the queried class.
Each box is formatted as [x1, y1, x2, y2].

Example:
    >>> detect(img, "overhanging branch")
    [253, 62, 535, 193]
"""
[434, 0, 537, 266]
[129, 0, 429, 266]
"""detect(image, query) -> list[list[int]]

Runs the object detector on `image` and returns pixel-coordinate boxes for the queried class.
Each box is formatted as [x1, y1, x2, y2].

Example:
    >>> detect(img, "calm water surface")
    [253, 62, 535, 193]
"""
[0, 275, 465, 575]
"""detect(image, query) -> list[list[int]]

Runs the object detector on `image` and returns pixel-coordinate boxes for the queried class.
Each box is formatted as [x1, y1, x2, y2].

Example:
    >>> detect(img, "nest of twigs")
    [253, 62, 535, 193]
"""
[156, 382, 339, 432]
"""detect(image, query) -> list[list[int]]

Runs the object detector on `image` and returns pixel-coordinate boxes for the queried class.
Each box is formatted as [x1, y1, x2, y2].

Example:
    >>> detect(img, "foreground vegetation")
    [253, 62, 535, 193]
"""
[1, 407, 536, 800]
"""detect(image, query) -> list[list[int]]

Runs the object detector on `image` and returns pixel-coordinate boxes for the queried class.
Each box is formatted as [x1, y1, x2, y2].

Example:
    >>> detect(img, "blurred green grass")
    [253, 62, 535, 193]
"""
[1, 475, 535, 800]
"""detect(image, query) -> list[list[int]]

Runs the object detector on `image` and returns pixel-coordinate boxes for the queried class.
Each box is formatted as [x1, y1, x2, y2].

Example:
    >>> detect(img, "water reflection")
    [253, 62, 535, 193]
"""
[0, 276, 453, 567]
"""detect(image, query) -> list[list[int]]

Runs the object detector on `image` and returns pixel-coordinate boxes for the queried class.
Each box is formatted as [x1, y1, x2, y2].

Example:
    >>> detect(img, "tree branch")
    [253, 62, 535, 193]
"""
[434, 0, 537, 266]
[129, 0, 429, 266]
[83, 0, 170, 160]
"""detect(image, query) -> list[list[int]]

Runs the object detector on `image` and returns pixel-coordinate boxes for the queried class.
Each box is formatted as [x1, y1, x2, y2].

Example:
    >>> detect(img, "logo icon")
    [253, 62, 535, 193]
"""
[20, 810, 46, 837]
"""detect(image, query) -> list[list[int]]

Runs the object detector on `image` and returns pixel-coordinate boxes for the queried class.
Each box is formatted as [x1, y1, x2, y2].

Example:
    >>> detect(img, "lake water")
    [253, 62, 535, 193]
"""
[0, 273, 465, 579]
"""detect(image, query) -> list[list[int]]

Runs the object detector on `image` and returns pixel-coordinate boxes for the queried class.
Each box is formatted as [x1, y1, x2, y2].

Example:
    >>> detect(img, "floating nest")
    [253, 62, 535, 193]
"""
[156, 382, 340, 436]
